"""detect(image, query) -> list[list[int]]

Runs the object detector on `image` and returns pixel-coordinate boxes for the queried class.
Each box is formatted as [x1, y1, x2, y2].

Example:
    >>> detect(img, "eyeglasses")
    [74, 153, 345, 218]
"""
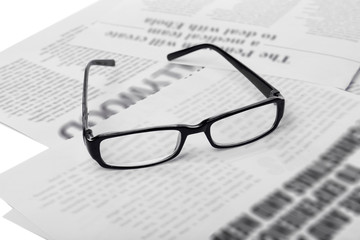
[82, 43, 285, 169]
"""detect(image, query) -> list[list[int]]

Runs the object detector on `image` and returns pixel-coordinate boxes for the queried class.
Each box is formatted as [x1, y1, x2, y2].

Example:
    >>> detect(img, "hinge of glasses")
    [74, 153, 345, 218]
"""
[84, 129, 94, 141]
[270, 89, 280, 97]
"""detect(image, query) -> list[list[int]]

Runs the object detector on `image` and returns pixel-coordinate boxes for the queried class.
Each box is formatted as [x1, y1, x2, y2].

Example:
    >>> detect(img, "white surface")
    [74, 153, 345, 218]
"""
[0, 1, 97, 239]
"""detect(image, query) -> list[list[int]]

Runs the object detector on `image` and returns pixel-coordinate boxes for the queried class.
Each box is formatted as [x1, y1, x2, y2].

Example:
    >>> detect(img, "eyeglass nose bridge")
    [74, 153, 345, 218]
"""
[182, 119, 210, 135]
[179, 119, 216, 146]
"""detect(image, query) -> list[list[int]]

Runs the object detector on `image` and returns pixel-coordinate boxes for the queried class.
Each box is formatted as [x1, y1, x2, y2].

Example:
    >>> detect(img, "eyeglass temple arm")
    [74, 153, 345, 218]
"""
[83, 59, 116, 134]
[167, 43, 279, 98]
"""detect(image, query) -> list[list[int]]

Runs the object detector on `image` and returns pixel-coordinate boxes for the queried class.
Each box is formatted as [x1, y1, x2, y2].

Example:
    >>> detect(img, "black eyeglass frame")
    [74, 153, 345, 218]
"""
[82, 44, 285, 170]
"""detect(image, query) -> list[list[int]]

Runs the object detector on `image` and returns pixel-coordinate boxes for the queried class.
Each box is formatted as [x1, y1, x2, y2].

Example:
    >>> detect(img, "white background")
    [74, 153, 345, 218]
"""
[0, 1, 97, 239]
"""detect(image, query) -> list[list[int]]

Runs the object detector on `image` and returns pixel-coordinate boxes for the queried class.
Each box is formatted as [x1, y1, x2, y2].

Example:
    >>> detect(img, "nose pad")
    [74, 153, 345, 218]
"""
[203, 128, 217, 148]
[174, 132, 182, 150]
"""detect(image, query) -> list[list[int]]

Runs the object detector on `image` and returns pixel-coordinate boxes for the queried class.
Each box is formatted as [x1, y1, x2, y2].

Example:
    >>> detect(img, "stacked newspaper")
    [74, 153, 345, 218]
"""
[0, 0, 360, 239]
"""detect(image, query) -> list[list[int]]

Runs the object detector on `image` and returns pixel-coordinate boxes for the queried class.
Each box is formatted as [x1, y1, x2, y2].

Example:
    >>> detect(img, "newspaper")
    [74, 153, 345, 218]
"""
[1, 0, 360, 239]
[0, 0, 358, 148]
[0, 0, 201, 146]
[1, 67, 360, 239]
[71, 0, 360, 88]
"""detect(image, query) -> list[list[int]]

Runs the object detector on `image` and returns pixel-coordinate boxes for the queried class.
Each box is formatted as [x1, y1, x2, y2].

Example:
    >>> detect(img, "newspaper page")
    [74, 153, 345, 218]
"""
[1, 67, 360, 239]
[1, 0, 360, 238]
[0, 0, 204, 146]
[99, 0, 360, 45]
[70, 0, 360, 88]
[192, 119, 360, 240]
[0, 0, 359, 147]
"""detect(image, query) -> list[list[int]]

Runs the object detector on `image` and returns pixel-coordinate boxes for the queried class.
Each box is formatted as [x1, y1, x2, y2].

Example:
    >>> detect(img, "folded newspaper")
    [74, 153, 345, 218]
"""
[1, 66, 360, 239]
[1, 0, 360, 239]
